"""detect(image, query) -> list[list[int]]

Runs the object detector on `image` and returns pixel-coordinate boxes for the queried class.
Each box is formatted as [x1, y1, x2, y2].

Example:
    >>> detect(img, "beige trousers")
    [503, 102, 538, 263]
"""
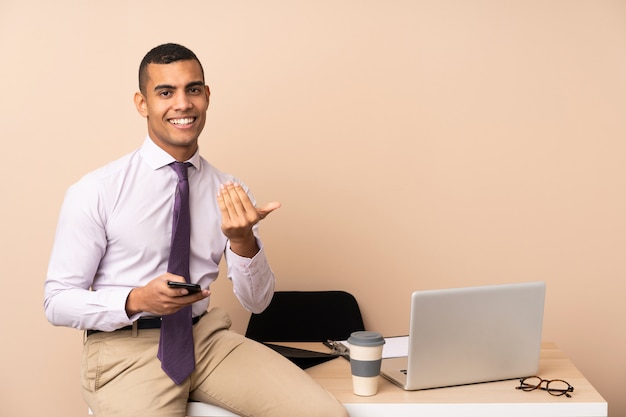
[82, 307, 348, 417]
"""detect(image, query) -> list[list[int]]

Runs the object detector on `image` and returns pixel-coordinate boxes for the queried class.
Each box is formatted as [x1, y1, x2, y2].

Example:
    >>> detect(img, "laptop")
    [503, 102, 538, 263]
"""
[380, 281, 546, 390]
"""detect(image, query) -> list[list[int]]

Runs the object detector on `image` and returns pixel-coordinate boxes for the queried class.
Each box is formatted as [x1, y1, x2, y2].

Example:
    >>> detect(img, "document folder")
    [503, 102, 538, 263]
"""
[263, 343, 338, 369]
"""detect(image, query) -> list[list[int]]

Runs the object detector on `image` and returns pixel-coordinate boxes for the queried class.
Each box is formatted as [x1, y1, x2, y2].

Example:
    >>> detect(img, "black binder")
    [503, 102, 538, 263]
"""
[263, 343, 339, 369]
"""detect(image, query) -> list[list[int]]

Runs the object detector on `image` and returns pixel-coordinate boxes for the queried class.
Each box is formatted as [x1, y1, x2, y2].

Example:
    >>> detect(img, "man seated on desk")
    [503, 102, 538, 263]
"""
[44, 42, 348, 417]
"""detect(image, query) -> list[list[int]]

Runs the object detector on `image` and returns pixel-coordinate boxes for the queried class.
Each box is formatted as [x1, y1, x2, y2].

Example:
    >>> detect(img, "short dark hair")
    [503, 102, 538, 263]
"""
[138, 43, 205, 94]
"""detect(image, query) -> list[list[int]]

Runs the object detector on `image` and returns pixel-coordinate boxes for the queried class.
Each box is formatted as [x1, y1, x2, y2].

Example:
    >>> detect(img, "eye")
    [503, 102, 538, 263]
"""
[158, 90, 172, 98]
[188, 87, 202, 95]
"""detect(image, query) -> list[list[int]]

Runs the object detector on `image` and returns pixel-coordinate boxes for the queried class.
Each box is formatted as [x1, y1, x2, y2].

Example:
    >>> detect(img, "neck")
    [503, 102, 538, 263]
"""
[149, 137, 198, 162]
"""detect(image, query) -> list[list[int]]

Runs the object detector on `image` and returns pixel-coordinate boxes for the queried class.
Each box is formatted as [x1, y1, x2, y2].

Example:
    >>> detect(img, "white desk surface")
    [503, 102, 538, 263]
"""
[186, 342, 607, 417]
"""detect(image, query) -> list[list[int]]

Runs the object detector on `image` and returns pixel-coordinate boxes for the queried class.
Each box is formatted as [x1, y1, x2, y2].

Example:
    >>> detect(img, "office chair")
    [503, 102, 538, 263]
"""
[245, 290, 365, 342]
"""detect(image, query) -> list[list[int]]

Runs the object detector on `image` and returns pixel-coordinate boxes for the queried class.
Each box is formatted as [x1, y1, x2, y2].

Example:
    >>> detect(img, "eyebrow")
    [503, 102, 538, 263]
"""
[153, 80, 205, 92]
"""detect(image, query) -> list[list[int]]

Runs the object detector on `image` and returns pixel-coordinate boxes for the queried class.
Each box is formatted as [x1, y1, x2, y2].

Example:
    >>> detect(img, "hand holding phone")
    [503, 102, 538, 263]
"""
[167, 281, 201, 294]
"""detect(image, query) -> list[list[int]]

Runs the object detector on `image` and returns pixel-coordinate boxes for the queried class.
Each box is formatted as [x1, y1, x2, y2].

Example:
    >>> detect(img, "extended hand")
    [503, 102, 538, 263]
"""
[217, 182, 281, 257]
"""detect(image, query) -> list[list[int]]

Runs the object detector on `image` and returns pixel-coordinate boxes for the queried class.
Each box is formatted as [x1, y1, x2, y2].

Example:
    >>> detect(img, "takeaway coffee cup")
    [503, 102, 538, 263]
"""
[348, 331, 385, 396]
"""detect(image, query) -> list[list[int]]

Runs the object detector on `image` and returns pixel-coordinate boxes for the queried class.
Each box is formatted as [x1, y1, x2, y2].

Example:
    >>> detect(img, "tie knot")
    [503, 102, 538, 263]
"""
[170, 161, 191, 180]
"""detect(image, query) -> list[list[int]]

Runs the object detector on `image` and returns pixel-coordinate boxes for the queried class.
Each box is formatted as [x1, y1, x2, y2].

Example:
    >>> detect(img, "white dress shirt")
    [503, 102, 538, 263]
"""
[44, 137, 275, 331]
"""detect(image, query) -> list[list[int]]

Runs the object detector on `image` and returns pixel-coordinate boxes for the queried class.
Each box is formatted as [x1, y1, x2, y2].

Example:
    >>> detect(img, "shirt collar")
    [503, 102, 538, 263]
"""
[139, 135, 201, 170]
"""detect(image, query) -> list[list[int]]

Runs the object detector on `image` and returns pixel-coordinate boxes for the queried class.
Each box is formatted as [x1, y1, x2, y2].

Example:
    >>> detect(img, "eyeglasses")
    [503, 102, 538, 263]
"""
[324, 340, 350, 359]
[516, 376, 574, 398]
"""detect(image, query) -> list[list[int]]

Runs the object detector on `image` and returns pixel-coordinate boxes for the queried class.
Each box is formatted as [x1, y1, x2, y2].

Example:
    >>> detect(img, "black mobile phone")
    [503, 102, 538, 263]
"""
[167, 281, 201, 293]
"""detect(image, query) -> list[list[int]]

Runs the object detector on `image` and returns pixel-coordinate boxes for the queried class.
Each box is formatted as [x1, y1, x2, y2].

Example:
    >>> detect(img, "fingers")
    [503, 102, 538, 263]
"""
[162, 276, 209, 301]
[217, 182, 250, 222]
[130, 275, 209, 317]
[217, 181, 280, 244]
[257, 201, 282, 220]
[159, 276, 208, 309]
[218, 181, 280, 223]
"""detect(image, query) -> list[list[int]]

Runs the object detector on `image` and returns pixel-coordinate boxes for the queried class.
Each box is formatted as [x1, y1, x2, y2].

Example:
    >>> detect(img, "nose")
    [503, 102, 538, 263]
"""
[173, 92, 193, 111]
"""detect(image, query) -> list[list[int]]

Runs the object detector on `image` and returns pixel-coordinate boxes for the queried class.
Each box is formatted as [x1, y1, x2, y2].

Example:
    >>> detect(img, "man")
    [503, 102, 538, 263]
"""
[44, 43, 348, 417]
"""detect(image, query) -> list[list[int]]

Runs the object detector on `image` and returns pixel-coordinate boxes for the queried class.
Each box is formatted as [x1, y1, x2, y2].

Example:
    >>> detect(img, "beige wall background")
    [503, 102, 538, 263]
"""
[1, 0, 624, 415]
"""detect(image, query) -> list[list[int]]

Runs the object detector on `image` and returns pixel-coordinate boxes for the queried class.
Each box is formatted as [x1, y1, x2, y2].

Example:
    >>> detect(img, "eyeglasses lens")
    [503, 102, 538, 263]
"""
[519, 376, 542, 391]
[546, 379, 572, 396]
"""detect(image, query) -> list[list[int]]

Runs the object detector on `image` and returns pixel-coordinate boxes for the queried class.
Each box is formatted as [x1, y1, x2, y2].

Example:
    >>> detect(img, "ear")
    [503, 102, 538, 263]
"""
[205, 85, 211, 103]
[134, 91, 148, 117]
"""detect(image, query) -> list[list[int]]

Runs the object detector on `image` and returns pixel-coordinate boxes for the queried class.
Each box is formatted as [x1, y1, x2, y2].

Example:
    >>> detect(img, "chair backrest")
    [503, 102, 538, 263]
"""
[245, 290, 365, 342]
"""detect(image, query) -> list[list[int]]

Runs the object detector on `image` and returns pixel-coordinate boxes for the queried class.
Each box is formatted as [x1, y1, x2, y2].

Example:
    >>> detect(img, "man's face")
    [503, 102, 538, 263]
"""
[134, 60, 210, 160]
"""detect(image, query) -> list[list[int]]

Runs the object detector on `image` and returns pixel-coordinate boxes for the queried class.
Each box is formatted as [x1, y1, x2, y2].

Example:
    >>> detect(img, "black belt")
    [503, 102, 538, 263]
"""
[86, 314, 203, 337]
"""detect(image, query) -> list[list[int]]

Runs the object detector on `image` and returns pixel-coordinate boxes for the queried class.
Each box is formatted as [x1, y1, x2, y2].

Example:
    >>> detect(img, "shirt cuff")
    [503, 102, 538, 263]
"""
[87, 287, 136, 331]
[226, 237, 266, 267]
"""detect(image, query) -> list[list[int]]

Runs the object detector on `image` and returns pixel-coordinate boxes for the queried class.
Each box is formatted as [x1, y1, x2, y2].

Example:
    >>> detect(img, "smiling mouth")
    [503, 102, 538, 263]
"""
[169, 117, 196, 126]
